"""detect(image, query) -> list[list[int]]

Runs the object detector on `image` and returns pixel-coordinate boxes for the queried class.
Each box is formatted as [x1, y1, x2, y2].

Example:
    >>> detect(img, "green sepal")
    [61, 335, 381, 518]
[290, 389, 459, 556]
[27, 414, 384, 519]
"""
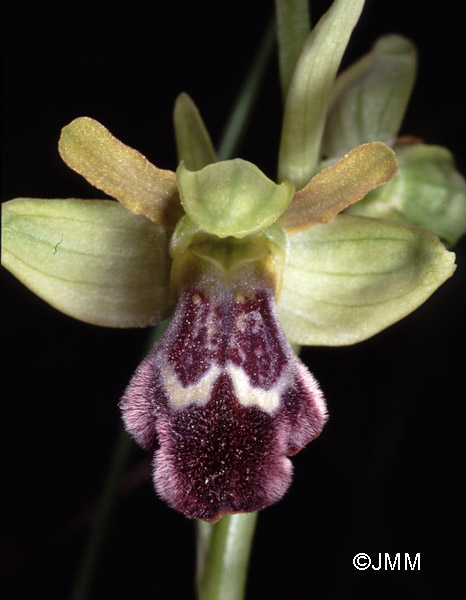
[278, 214, 456, 346]
[170, 215, 288, 299]
[346, 143, 466, 247]
[176, 159, 294, 239]
[1, 198, 174, 327]
[323, 34, 417, 157]
[173, 92, 217, 169]
[278, 0, 365, 189]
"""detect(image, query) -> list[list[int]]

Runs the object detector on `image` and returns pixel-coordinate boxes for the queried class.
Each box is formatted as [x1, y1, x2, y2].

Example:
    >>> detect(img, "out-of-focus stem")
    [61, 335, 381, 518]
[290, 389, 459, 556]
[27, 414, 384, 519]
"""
[217, 18, 275, 161]
[69, 319, 170, 599]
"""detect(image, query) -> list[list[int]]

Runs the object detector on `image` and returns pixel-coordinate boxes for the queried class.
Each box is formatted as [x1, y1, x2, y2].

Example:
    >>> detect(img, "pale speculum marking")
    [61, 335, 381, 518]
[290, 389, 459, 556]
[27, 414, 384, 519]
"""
[160, 287, 293, 414]
[161, 361, 289, 413]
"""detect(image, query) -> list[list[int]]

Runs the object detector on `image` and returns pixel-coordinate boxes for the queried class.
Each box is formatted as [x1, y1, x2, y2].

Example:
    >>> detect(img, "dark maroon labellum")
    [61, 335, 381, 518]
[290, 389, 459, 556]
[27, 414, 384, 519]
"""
[120, 281, 327, 522]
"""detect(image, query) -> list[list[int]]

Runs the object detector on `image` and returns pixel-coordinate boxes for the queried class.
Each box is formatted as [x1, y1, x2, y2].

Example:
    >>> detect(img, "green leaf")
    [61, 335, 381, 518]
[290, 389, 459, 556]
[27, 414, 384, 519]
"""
[176, 159, 294, 238]
[280, 142, 397, 232]
[173, 93, 217, 169]
[1, 198, 174, 327]
[278, 214, 456, 345]
[323, 34, 417, 157]
[274, 0, 311, 100]
[59, 117, 184, 228]
[347, 143, 466, 247]
[278, 0, 366, 189]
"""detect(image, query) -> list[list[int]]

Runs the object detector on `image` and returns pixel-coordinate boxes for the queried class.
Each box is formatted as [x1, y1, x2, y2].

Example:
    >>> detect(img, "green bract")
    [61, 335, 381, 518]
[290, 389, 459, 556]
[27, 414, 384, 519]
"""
[2, 198, 173, 327]
[347, 143, 466, 247]
[275, 0, 311, 99]
[278, 0, 366, 188]
[278, 214, 456, 346]
[176, 159, 294, 239]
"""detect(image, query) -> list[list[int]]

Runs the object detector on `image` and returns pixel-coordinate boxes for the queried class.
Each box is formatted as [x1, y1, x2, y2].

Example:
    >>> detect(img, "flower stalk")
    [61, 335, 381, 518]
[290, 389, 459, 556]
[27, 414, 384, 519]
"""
[196, 513, 258, 600]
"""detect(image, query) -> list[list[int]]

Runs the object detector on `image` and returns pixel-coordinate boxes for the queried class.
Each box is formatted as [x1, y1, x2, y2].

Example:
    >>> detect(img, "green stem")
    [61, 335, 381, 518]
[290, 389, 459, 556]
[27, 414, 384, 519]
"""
[196, 513, 258, 600]
[217, 17, 275, 161]
[70, 319, 170, 599]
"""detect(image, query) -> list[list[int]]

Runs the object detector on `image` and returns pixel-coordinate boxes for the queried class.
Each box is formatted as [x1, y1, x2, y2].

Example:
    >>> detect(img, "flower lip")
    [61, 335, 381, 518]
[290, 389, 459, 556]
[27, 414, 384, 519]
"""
[121, 273, 327, 522]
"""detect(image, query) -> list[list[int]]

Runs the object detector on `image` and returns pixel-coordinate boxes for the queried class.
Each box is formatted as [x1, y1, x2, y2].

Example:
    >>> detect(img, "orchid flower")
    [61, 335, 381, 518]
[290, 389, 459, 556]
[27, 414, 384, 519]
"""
[2, 0, 464, 526]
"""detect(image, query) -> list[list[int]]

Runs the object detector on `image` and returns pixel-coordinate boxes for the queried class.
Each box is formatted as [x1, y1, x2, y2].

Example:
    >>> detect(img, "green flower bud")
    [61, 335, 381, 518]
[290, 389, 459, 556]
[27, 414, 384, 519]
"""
[323, 34, 417, 157]
[347, 143, 466, 247]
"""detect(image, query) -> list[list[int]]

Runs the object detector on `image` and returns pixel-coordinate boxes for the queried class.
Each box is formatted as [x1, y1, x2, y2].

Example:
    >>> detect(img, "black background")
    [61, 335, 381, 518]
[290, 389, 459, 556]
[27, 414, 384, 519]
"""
[2, 1, 465, 598]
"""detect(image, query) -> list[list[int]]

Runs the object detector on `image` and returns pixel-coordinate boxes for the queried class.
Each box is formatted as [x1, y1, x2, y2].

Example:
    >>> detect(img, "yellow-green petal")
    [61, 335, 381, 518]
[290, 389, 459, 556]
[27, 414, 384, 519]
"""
[278, 214, 455, 346]
[280, 142, 398, 232]
[59, 117, 183, 228]
[323, 34, 417, 157]
[278, 0, 366, 189]
[173, 92, 217, 169]
[1, 198, 174, 327]
[347, 143, 466, 247]
[176, 159, 294, 238]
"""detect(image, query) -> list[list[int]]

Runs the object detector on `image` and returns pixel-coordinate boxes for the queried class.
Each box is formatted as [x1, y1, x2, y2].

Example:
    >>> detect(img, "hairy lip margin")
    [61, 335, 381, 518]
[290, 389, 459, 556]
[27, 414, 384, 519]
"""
[120, 283, 327, 522]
